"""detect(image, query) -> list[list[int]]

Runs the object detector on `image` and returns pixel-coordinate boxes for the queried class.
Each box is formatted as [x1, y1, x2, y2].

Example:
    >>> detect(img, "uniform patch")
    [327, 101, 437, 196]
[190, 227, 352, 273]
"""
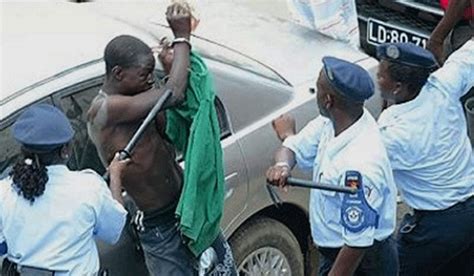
[341, 171, 379, 233]
[342, 206, 364, 229]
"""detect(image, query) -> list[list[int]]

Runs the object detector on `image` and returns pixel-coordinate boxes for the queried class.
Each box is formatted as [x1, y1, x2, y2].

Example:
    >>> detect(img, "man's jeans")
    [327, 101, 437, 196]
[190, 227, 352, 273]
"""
[318, 237, 398, 276]
[135, 205, 237, 276]
[137, 213, 197, 276]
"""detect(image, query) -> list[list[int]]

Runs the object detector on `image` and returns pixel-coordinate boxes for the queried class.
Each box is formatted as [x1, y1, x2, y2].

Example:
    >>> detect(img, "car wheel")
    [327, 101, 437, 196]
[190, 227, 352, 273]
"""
[229, 217, 304, 276]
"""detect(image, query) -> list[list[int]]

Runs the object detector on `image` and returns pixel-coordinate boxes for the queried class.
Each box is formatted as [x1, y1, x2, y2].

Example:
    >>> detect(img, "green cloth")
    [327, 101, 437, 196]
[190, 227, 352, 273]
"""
[165, 51, 224, 256]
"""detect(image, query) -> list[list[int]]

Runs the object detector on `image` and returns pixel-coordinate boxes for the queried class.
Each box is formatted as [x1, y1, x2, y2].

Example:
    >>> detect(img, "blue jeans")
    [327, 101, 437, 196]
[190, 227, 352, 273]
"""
[318, 237, 398, 276]
[135, 205, 237, 276]
[398, 196, 474, 276]
[138, 214, 197, 276]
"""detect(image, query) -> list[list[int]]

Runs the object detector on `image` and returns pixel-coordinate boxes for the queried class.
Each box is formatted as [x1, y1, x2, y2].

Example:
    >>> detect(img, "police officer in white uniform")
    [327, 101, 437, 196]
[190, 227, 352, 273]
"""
[267, 57, 398, 276]
[0, 104, 128, 275]
[376, 41, 474, 275]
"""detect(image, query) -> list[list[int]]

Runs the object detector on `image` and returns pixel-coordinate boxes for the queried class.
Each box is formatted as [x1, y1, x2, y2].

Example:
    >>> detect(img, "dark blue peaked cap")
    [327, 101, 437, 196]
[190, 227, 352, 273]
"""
[376, 43, 438, 69]
[322, 56, 374, 102]
[13, 104, 74, 152]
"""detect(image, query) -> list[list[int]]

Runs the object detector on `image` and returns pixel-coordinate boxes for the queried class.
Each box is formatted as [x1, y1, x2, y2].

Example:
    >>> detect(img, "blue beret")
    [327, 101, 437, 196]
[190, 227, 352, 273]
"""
[13, 104, 74, 152]
[322, 56, 374, 102]
[376, 43, 438, 69]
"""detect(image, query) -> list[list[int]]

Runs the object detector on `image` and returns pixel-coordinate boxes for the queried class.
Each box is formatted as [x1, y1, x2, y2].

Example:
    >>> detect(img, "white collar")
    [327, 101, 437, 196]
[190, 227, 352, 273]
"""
[325, 108, 371, 158]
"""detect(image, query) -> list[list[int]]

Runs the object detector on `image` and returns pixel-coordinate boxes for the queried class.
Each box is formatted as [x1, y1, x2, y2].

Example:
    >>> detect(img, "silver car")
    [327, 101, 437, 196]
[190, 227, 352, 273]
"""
[0, 2, 382, 275]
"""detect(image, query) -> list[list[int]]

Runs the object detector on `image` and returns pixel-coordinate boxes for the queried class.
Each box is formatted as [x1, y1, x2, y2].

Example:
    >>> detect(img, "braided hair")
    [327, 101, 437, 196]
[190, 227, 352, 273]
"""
[9, 147, 63, 204]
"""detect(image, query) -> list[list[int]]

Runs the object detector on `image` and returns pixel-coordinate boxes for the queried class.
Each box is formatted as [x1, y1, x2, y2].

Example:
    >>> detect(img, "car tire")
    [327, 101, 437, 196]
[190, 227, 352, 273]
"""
[229, 217, 304, 276]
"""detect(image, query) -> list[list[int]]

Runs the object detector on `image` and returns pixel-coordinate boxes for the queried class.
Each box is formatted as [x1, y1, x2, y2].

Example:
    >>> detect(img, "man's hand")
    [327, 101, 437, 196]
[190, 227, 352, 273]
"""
[266, 163, 291, 188]
[272, 113, 296, 141]
[107, 152, 131, 206]
[157, 37, 174, 74]
[108, 153, 131, 185]
[427, 38, 445, 64]
[166, 3, 191, 39]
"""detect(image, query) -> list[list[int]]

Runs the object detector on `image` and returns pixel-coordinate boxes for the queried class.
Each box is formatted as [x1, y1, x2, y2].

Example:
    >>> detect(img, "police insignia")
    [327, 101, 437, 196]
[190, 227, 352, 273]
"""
[386, 45, 400, 59]
[343, 206, 365, 229]
[340, 171, 379, 233]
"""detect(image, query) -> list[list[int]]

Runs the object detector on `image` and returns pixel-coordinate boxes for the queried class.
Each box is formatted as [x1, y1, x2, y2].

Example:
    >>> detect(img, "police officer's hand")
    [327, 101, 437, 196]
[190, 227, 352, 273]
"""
[266, 163, 291, 189]
[108, 152, 131, 179]
[166, 3, 191, 39]
[272, 113, 296, 142]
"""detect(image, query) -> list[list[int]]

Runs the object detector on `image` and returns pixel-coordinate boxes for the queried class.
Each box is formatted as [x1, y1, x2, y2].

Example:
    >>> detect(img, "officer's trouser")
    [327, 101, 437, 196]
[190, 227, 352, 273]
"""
[398, 196, 474, 276]
[317, 237, 398, 276]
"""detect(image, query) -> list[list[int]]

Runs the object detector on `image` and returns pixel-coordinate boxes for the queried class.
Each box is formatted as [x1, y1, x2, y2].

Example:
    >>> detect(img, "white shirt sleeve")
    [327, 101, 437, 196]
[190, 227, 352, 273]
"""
[342, 173, 382, 247]
[93, 179, 127, 244]
[429, 39, 474, 100]
[283, 116, 327, 170]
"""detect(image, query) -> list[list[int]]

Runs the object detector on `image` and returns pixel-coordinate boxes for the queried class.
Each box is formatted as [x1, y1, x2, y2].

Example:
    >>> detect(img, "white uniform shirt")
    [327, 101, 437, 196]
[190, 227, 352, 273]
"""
[0, 165, 127, 275]
[378, 40, 474, 211]
[284, 109, 397, 248]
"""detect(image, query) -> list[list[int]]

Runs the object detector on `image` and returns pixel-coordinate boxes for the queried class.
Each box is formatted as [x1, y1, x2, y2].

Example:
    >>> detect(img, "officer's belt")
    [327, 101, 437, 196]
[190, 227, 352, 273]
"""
[2, 259, 56, 276]
[414, 196, 473, 216]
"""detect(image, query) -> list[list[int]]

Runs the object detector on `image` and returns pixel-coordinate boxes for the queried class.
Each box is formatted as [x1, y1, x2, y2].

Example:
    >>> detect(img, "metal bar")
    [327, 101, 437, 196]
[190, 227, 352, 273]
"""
[120, 89, 173, 160]
[103, 89, 173, 181]
[286, 177, 357, 194]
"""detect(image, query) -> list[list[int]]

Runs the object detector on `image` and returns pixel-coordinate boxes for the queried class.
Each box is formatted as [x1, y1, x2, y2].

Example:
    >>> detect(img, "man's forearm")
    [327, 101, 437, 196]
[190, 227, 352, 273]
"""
[329, 246, 366, 276]
[431, 0, 470, 43]
[163, 43, 190, 107]
[109, 174, 124, 206]
[274, 147, 297, 169]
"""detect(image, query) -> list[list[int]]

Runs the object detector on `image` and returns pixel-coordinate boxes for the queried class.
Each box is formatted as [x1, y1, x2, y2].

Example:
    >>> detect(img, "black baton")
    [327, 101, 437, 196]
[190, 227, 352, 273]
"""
[103, 89, 173, 181]
[286, 177, 357, 194]
[119, 89, 173, 160]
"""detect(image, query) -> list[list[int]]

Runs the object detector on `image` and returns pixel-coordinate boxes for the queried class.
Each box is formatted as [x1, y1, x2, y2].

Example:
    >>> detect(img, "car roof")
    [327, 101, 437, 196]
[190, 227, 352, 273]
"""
[91, 1, 368, 86]
[1, 1, 368, 107]
[0, 2, 158, 102]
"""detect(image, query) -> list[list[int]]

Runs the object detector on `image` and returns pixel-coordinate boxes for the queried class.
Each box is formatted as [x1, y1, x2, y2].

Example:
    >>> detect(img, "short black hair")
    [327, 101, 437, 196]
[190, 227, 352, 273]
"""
[386, 61, 436, 94]
[104, 35, 152, 76]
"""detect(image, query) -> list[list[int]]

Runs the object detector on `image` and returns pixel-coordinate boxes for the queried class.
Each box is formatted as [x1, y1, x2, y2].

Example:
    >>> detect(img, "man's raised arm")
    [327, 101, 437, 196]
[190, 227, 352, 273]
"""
[93, 3, 192, 125]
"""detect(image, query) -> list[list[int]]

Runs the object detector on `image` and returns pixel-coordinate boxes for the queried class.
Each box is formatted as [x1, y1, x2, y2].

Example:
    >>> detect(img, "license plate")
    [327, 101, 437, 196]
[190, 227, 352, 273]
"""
[367, 18, 429, 48]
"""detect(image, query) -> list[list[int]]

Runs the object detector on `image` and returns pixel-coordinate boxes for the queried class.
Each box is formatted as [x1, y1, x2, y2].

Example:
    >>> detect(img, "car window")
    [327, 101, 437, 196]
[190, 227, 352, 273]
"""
[215, 97, 231, 139]
[198, 42, 290, 86]
[209, 60, 293, 132]
[57, 82, 105, 174]
[0, 97, 53, 179]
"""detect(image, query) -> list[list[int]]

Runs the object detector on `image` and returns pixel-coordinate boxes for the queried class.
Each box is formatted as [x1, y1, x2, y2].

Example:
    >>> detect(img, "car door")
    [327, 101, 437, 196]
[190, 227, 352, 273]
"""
[205, 57, 293, 234]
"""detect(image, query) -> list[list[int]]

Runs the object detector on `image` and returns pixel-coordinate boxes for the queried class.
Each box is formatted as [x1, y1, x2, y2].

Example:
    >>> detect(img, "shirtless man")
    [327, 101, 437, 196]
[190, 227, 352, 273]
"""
[87, 4, 236, 275]
[87, 4, 194, 275]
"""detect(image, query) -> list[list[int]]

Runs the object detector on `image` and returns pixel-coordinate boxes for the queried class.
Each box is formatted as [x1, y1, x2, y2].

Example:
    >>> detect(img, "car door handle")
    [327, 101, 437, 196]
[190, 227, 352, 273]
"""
[224, 172, 238, 199]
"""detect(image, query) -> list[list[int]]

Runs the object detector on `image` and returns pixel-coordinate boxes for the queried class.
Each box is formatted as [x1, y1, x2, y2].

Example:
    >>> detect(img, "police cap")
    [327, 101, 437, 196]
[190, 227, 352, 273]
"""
[322, 56, 374, 103]
[13, 104, 75, 152]
[376, 43, 438, 69]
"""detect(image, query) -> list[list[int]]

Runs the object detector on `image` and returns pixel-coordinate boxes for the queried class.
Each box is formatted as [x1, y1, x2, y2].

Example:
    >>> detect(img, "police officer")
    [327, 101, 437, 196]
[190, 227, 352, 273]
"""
[267, 57, 398, 276]
[376, 41, 474, 275]
[0, 104, 128, 275]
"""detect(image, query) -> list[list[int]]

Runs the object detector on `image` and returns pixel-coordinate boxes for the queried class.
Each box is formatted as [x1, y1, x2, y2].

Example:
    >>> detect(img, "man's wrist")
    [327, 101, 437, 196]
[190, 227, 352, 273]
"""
[174, 34, 191, 40]
[172, 37, 192, 49]
[275, 161, 291, 169]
